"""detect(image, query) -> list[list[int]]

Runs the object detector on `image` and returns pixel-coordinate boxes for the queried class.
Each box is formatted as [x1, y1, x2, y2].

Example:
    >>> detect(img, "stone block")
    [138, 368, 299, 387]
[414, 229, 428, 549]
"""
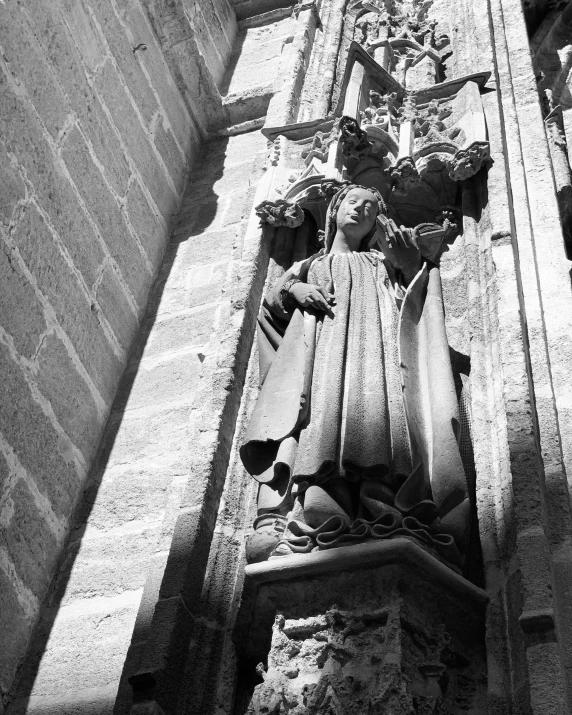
[211, 0, 238, 46]
[0, 6, 69, 138]
[0, 478, 59, 596]
[12, 684, 118, 715]
[35, 334, 104, 462]
[0, 341, 79, 519]
[151, 260, 228, 317]
[24, 1, 131, 196]
[98, 404, 191, 474]
[12, 204, 122, 404]
[54, 0, 107, 72]
[123, 351, 202, 412]
[120, 2, 199, 158]
[130, 593, 196, 714]
[188, 2, 227, 88]
[199, 532, 243, 627]
[144, 305, 217, 358]
[54, 525, 162, 605]
[88, 0, 159, 125]
[62, 126, 152, 308]
[224, 130, 268, 165]
[222, 190, 250, 226]
[95, 61, 179, 223]
[174, 196, 230, 238]
[96, 263, 140, 351]
[199, 0, 235, 69]
[159, 508, 216, 602]
[154, 123, 187, 189]
[212, 159, 261, 195]
[76, 465, 178, 535]
[0, 242, 46, 359]
[0, 450, 8, 500]
[30, 597, 141, 696]
[126, 180, 167, 267]
[0, 84, 105, 289]
[0, 563, 34, 695]
[0, 140, 25, 226]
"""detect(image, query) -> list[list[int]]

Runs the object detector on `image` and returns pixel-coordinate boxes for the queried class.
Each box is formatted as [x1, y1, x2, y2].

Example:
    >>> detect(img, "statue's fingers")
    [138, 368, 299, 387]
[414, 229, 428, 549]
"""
[318, 286, 334, 303]
[395, 225, 409, 249]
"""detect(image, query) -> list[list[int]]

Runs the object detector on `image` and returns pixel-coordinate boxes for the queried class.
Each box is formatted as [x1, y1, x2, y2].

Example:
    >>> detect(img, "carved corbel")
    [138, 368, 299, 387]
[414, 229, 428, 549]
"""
[448, 141, 491, 181]
[255, 199, 305, 228]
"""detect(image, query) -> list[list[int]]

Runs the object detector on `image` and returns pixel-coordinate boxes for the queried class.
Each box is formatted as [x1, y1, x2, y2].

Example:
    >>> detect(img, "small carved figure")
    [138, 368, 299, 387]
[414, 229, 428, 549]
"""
[241, 184, 471, 569]
[360, 90, 398, 132]
[338, 116, 372, 160]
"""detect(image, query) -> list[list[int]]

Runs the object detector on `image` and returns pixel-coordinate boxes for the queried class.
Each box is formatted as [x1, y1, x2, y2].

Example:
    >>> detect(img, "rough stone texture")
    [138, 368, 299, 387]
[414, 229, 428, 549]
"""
[0, 0, 199, 708]
[9, 128, 269, 715]
[238, 548, 487, 715]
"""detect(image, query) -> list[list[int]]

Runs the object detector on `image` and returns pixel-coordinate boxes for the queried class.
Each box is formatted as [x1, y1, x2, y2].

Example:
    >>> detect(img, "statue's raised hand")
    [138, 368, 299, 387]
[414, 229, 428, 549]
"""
[376, 217, 422, 283]
[289, 282, 335, 314]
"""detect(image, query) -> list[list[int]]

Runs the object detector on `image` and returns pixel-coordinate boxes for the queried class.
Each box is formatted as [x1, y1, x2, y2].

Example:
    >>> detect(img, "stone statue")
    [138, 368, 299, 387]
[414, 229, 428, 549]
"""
[240, 185, 471, 570]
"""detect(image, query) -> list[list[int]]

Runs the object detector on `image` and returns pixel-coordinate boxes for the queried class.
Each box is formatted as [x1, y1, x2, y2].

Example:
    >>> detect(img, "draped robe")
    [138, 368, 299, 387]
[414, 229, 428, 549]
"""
[240, 249, 471, 566]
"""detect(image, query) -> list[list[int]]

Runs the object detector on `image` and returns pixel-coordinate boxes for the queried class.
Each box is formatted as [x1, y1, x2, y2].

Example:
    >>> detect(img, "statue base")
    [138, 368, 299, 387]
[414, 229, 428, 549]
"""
[234, 539, 488, 714]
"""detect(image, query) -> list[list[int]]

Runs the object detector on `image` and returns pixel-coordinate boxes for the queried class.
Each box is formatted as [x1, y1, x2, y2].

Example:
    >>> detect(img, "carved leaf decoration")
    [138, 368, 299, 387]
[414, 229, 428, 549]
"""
[255, 199, 305, 228]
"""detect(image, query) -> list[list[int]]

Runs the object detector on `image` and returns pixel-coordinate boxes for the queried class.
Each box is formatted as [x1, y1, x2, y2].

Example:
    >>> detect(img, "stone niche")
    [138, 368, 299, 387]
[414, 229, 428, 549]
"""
[234, 540, 488, 714]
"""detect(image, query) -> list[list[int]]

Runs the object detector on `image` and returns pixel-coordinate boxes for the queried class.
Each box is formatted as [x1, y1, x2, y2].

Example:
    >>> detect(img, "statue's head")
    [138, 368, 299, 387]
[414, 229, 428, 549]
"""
[325, 183, 385, 252]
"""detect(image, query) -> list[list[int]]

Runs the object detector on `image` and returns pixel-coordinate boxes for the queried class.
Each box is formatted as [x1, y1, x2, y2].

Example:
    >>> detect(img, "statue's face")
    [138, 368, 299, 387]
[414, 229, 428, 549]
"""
[335, 188, 379, 241]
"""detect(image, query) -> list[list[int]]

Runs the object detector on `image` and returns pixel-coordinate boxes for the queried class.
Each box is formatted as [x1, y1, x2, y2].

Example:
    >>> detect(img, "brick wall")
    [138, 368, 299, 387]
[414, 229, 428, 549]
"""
[0, 0, 201, 707]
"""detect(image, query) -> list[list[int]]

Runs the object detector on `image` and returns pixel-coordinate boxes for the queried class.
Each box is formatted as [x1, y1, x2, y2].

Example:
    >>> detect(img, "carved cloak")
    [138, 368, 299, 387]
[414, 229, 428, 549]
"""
[240, 252, 470, 555]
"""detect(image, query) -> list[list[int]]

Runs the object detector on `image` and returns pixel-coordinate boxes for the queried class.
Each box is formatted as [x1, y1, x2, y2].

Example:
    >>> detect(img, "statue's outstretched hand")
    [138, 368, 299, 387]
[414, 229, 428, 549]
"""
[376, 217, 422, 283]
[289, 282, 334, 314]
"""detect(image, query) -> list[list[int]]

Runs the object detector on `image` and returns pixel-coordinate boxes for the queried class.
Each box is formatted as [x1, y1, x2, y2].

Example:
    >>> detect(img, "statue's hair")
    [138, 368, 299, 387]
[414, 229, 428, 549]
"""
[324, 184, 387, 253]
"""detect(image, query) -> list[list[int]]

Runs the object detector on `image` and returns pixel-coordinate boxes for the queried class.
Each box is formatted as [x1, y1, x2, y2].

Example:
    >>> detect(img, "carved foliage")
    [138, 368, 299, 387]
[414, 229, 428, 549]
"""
[246, 607, 466, 715]
[256, 200, 305, 228]
[448, 141, 491, 182]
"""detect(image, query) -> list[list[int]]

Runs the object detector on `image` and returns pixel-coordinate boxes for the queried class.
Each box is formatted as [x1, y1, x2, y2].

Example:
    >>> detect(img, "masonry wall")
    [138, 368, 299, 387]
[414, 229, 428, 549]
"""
[0, 0, 205, 707]
[1, 0, 294, 711]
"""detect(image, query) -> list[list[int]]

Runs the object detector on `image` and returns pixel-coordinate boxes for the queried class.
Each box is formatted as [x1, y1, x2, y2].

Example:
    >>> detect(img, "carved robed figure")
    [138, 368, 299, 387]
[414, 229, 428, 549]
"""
[240, 185, 471, 569]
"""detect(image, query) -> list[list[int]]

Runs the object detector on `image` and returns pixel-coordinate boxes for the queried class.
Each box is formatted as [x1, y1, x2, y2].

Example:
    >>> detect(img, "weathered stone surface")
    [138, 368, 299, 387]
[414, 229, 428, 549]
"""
[0, 5, 70, 139]
[35, 334, 104, 463]
[23, 1, 132, 196]
[0, 142, 25, 226]
[96, 264, 140, 351]
[0, 479, 59, 597]
[0, 340, 80, 519]
[238, 543, 487, 715]
[95, 60, 179, 222]
[144, 306, 217, 358]
[13, 204, 122, 404]
[88, 0, 159, 125]
[62, 126, 152, 308]
[0, 242, 46, 360]
[120, 1, 199, 158]
[0, 87, 106, 291]
[0, 563, 35, 696]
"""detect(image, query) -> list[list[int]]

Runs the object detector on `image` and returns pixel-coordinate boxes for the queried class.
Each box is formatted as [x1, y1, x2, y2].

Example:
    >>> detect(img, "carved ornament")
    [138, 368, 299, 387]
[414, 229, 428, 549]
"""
[255, 199, 305, 228]
[448, 141, 491, 181]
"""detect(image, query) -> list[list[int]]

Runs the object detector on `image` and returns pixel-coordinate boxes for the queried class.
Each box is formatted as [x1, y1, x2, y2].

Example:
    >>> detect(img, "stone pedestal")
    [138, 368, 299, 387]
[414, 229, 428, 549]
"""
[235, 539, 488, 714]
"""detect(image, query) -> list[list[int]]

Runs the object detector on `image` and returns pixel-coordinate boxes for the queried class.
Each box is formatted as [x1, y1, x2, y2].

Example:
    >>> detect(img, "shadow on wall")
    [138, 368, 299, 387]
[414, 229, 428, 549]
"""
[8, 138, 230, 715]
